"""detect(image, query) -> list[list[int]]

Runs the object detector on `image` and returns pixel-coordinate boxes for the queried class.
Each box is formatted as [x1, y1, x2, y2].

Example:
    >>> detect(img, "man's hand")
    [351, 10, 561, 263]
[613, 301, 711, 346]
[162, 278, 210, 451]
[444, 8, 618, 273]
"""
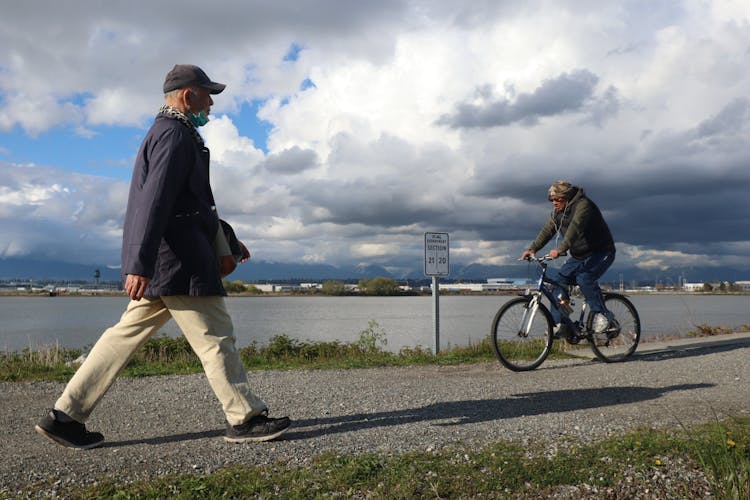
[239, 241, 251, 263]
[125, 274, 150, 301]
[549, 249, 562, 259]
[520, 250, 535, 261]
[219, 242, 250, 277]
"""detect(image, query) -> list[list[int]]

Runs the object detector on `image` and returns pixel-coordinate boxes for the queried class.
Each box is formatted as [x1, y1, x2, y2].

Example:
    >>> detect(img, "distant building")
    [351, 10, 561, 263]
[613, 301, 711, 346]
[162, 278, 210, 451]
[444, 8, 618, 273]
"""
[438, 283, 486, 292]
[437, 278, 532, 293]
[683, 281, 750, 292]
[254, 283, 333, 293]
[682, 282, 705, 292]
[486, 278, 533, 290]
[299, 283, 321, 289]
[254, 284, 299, 293]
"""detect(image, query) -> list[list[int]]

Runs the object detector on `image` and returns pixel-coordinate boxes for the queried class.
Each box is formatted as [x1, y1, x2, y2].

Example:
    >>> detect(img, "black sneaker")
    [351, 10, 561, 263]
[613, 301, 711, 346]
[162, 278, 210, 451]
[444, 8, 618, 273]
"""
[554, 322, 582, 344]
[224, 413, 291, 443]
[553, 322, 573, 339]
[35, 409, 104, 450]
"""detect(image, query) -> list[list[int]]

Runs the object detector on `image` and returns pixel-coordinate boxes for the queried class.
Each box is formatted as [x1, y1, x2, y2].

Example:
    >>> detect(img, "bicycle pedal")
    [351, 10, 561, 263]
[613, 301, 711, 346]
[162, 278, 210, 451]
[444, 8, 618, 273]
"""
[605, 329, 621, 340]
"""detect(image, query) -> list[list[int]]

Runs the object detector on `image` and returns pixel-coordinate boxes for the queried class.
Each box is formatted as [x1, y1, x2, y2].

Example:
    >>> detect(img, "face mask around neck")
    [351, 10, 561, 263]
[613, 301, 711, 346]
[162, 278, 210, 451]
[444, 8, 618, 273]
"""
[188, 110, 209, 127]
[187, 90, 210, 127]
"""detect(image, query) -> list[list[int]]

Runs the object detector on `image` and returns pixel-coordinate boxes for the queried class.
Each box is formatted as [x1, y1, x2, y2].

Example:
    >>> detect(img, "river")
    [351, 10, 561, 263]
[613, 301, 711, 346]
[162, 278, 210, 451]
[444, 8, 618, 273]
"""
[1, 294, 749, 352]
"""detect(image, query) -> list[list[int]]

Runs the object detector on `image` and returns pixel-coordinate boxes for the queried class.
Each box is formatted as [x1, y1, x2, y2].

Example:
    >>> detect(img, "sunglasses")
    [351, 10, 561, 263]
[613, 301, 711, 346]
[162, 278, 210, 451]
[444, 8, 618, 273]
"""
[548, 196, 566, 203]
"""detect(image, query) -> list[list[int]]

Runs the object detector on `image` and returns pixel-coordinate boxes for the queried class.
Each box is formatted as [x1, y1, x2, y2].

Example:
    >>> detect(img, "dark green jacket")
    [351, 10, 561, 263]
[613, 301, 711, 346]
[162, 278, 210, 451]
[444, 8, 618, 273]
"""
[529, 187, 615, 259]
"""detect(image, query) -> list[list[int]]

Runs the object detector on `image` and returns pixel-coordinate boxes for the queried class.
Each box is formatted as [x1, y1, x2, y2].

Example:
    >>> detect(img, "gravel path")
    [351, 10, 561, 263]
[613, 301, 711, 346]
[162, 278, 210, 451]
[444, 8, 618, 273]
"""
[2, 334, 749, 497]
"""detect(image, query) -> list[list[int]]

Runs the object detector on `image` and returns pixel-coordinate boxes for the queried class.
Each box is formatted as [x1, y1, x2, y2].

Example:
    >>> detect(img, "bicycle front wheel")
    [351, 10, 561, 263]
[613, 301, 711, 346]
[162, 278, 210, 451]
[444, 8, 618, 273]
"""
[491, 296, 553, 371]
[587, 293, 640, 362]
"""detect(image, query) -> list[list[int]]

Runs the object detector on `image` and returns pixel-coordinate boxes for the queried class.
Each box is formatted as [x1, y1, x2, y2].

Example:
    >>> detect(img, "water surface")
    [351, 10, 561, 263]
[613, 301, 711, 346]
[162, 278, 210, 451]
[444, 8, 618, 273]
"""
[1, 294, 748, 352]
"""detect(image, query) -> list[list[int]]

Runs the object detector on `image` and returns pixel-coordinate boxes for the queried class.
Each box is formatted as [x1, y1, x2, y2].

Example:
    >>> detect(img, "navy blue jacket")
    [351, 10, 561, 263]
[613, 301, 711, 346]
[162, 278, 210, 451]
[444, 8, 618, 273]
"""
[121, 114, 225, 296]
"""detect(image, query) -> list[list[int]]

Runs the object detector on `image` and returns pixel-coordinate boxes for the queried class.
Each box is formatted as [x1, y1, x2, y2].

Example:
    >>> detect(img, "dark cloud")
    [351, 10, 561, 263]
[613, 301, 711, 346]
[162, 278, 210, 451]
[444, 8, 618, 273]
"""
[583, 85, 621, 126]
[437, 69, 600, 128]
[466, 154, 750, 251]
[607, 185, 750, 248]
[452, 90, 750, 255]
[696, 98, 749, 138]
[261, 146, 318, 174]
[299, 179, 451, 227]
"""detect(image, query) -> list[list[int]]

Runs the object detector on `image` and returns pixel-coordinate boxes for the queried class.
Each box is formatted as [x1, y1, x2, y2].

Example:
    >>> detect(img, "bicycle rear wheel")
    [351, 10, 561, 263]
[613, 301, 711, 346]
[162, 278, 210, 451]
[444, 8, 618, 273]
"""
[587, 293, 640, 362]
[491, 296, 553, 371]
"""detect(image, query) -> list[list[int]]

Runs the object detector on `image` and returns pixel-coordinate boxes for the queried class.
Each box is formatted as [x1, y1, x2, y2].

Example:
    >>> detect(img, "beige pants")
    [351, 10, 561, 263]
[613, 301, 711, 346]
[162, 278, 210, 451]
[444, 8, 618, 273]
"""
[55, 295, 267, 426]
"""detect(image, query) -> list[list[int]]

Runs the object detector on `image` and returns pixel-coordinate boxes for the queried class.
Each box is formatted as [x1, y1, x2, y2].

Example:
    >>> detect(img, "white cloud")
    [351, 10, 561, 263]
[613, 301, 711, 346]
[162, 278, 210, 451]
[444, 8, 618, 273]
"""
[85, 87, 158, 127]
[0, 163, 128, 262]
[624, 245, 708, 271]
[202, 115, 265, 166]
[0, 95, 83, 136]
[352, 242, 401, 258]
[0, 182, 70, 207]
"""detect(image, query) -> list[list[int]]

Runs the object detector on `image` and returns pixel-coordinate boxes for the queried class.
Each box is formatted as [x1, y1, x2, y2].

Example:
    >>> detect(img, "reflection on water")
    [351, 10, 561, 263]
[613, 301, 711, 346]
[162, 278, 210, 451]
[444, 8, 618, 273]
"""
[1, 294, 749, 352]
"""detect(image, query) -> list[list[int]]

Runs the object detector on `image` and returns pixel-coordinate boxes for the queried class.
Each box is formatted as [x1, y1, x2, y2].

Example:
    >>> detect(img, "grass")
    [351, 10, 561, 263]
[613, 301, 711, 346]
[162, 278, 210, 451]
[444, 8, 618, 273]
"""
[688, 323, 750, 337]
[0, 342, 83, 382]
[3, 320, 746, 383]
[679, 415, 750, 499]
[34, 416, 749, 499]
[0, 333, 580, 383]
[0, 320, 508, 382]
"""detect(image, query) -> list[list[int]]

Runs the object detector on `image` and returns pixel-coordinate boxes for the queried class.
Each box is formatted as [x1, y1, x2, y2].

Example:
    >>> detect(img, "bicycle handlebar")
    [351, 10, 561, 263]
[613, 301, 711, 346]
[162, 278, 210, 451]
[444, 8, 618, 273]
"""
[519, 252, 568, 263]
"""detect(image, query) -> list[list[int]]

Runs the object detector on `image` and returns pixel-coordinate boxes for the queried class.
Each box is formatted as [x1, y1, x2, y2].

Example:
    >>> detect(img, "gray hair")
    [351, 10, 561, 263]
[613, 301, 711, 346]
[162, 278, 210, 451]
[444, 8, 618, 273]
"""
[164, 88, 184, 99]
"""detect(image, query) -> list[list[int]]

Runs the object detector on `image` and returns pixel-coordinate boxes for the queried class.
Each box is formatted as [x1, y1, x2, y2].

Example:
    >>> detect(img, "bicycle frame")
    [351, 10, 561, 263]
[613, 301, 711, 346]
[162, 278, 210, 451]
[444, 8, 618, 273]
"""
[526, 255, 588, 327]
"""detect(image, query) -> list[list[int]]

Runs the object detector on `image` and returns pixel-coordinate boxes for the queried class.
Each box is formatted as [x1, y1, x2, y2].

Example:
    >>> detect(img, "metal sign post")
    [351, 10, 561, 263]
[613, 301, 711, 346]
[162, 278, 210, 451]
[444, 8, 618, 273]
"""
[424, 232, 449, 354]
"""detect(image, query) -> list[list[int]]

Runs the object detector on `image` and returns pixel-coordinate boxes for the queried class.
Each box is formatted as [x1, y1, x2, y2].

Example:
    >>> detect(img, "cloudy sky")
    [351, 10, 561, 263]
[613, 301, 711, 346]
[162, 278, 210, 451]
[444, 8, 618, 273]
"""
[1, 0, 749, 278]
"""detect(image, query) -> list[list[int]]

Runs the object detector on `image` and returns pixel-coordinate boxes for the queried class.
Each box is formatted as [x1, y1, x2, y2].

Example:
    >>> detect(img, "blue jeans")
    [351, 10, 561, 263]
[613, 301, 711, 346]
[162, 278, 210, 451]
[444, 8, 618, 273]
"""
[549, 250, 615, 324]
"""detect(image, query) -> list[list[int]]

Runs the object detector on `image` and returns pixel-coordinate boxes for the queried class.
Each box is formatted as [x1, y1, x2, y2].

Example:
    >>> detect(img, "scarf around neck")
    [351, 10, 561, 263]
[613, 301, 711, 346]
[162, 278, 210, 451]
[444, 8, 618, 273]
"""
[158, 105, 205, 147]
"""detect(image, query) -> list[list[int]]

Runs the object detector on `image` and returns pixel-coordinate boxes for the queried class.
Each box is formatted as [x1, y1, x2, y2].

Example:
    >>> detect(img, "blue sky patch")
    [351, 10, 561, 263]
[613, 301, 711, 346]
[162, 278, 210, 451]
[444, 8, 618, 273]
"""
[283, 43, 304, 62]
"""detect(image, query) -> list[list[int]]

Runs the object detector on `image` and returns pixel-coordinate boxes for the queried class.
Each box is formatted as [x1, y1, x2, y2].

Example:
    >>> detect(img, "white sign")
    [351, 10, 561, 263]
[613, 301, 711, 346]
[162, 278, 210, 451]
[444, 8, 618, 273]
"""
[424, 232, 449, 276]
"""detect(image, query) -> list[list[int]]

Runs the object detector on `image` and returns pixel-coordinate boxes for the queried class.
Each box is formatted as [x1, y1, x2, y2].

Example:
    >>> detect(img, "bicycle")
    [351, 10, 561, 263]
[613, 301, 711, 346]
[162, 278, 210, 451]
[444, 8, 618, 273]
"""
[491, 254, 640, 371]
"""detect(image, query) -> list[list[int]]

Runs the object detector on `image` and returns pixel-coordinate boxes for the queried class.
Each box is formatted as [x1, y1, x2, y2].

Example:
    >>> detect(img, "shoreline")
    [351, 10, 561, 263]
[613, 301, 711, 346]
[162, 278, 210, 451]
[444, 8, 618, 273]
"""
[3, 327, 748, 356]
[1, 290, 749, 298]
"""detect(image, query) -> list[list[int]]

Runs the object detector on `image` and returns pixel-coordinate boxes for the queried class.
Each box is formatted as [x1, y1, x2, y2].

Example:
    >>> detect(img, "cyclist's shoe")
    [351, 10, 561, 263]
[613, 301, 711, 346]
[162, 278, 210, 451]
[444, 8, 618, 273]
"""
[553, 322, 569, 339]
[593, 312, 620, 335]
[35, 409, 104, 450]
[224, 413, 291, 443]
[592, 313, 609, 333]
[553, 322, 578, 343]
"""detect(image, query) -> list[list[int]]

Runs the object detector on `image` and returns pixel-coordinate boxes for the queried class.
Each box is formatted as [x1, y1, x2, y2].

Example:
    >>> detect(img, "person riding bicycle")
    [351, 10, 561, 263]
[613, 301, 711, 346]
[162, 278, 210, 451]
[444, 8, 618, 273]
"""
[520, 180, 616, 340]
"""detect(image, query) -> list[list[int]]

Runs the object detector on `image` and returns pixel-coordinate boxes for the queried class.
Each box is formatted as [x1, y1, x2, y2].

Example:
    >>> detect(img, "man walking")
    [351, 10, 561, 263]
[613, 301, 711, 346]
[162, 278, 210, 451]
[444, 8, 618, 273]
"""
[36, 64, 290, 449]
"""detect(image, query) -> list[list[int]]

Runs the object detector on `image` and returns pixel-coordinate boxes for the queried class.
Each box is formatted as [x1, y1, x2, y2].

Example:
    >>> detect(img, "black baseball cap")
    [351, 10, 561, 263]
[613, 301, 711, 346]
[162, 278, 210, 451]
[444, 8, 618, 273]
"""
[163, 64, 226, 94]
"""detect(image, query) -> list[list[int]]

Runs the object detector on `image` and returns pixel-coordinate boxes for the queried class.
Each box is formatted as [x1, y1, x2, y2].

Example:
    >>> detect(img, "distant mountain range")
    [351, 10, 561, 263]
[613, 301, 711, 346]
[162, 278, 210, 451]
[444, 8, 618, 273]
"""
[0, 257, 394, 283]
[1, 256, 747, 285]
[448, 262, 749, 286]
